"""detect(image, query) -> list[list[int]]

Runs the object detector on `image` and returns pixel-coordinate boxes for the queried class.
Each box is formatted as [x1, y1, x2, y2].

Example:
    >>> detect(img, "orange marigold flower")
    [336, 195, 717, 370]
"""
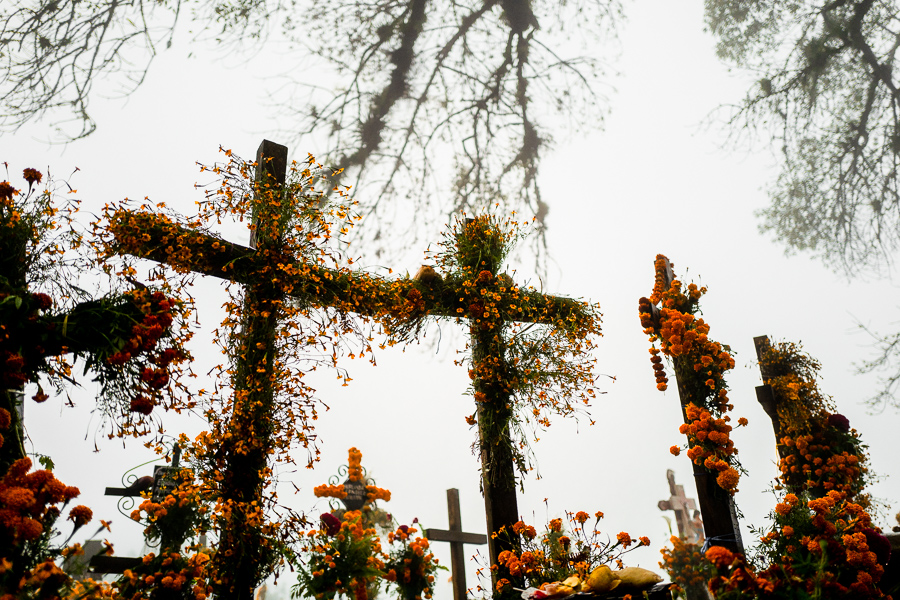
[595, 511, 604, 520]
[549, 518, 563, 532]
[716, 468, 740, 492]
[616, 532, 632, 548]
[574, 511, 590, 524]
[737, 417, 748, 426]
[639, 536, 651, 546]
[669, 445, 681, 456]
[68, 505, 93, 528]
[705, 545, 735, 569]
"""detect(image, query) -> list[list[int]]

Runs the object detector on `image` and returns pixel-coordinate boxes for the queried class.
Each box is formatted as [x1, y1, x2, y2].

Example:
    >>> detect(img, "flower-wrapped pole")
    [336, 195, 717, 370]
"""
[638, 254, 744, 554]
[207, 140, 291, 600]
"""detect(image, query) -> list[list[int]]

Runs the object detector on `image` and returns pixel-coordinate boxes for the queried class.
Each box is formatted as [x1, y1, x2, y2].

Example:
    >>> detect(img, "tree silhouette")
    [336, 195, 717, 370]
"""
[705, 0, 900, 409]
[0, 0, 622, 259]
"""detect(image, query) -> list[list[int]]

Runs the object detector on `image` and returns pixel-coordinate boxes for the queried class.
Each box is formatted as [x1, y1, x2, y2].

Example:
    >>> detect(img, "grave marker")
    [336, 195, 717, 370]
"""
[424, 488, 487, 600]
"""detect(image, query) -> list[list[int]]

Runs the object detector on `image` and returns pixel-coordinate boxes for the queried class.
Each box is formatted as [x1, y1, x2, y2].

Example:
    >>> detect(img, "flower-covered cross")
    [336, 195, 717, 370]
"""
[108, 141, 601, 600]
[314, 447, 391, 512]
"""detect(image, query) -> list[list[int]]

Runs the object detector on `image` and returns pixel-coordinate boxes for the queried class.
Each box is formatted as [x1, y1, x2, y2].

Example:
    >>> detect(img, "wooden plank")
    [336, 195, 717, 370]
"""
[424, 528, 487, 545]
[88, 555, 142, 574]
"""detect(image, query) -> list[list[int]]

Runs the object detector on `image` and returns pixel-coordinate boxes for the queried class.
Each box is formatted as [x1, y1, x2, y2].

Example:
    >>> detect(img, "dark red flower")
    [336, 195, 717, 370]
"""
[863, 528, 892, 565]
[827, 413, 851, 433]
[130, 396, 154, 415]
[31, 293, 52, 310]
[0, 181, 17, 201]
[321, 512, 341, 536]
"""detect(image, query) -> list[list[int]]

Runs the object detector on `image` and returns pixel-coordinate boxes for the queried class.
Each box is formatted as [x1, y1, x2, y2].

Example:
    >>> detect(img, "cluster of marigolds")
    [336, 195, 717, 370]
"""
[639, 254, 746, 495]
[295, 510, 443, 600]
[658, 334, 893, 598]
[313, 447, 392, 506]
[489, 510, 651, 595]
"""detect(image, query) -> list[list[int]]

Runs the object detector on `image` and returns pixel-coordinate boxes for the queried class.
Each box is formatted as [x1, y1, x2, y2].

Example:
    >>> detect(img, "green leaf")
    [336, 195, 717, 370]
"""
[14, 296, 22, 309]
[37, 455, 55, 470]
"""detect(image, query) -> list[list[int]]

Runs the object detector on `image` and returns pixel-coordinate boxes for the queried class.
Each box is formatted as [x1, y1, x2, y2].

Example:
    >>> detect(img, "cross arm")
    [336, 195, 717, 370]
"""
[423, 528, 487, 545]
[6, 295, 146, 359]
[109, 211, 596, 328]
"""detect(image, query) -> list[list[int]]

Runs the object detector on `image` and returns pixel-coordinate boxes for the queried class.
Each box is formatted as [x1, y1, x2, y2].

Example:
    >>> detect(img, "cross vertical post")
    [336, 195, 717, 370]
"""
[424, 488, 487, 600]
[753, 335, 783, 445]
[456, 218, 522, 595]
[213, 140, 289, 600]
[0, 221, 28, 471]
[648, 258, 743, 554]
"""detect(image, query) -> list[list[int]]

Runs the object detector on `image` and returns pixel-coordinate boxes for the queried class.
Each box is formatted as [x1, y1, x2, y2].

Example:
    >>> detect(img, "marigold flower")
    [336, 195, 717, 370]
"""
[22, 168, 42, 185]
[616, 532, 632, 548]
[669, 445, 681, 456]
[574, 511, 590, 524]
[68, 505, 93, 528]
[716, 468, 739, 492]
[705, 545, 734, 569]
[0, 181, 17, 201]
[549, 518, 563, 532]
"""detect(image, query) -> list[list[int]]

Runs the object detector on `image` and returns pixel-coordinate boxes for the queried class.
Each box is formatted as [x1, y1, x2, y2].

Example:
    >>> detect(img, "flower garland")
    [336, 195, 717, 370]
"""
[437, 213, 602, 486]
[760, 341, 870, 500]
[638, 254, 747, 494]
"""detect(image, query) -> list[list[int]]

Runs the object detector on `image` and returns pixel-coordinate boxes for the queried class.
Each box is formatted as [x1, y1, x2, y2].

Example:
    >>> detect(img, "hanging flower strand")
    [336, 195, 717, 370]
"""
[638, 254, 747, 494]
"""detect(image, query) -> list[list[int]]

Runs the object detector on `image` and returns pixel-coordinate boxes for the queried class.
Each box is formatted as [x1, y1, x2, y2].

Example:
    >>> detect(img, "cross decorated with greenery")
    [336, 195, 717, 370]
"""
[0, 168, 188, 474]
[105, 140, 601, 599]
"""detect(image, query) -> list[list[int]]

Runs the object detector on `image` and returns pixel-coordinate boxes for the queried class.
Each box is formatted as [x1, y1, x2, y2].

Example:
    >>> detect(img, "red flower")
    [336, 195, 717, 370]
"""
[321, 512, 341, 536]
[130, 396, 155, 415]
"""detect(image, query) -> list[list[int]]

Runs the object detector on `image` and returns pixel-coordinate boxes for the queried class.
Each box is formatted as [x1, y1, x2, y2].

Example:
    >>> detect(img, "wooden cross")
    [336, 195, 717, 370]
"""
[0, 229, 173, 472]
[110, 140, 590, 599]
[657, 469, 701, 543]
[643, 258, 743, 554]
[424, 488, 487, 600]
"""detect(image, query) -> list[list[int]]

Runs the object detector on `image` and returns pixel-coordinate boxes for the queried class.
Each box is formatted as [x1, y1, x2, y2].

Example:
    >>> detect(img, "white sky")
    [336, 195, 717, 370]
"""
[4, 1, 900, 599]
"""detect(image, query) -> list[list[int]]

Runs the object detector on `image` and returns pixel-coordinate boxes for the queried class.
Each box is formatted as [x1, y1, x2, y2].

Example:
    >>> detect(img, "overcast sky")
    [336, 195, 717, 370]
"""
[4, 1, 900, 599]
